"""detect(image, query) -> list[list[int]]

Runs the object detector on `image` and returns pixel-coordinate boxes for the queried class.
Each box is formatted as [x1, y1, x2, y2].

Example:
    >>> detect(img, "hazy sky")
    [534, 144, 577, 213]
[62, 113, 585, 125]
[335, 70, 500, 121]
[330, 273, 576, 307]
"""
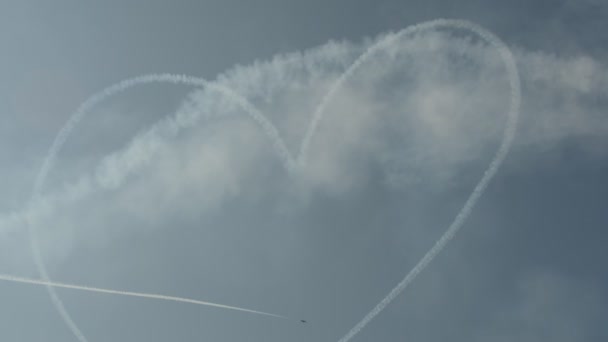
[0, 1, 607, 341]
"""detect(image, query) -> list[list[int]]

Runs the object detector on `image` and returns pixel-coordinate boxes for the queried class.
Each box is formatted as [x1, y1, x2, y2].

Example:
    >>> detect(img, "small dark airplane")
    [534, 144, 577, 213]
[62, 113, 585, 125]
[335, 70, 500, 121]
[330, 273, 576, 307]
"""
[300, 320, 307, 323]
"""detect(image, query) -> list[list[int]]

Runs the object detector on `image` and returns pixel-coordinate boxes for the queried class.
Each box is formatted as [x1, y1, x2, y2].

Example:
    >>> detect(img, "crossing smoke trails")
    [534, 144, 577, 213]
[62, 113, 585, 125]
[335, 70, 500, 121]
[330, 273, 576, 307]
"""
[1, 18, 520, 342]
[25, 74, 293, 342]
[0, 273, 287, 319]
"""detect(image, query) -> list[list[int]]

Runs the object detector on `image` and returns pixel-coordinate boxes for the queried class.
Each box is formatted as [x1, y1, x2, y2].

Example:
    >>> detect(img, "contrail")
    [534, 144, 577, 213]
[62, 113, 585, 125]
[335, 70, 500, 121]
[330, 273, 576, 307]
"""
[25, 74, 293, 342]
[0, 273, 287, 319]
[10, 19, 520, 342]
[331, 19, 521, 342]
[32, 74, 293, 193]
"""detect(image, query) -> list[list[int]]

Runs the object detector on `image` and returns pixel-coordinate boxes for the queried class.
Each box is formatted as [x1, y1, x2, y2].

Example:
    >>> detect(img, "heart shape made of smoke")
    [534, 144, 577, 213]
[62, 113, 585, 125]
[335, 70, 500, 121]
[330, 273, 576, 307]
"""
[4, 19, 519, 342]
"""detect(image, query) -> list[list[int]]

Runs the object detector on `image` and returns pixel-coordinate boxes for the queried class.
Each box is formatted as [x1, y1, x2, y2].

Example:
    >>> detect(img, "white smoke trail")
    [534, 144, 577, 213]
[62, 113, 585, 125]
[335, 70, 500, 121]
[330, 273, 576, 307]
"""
[24, 74, 293, 342]
[11, 19, 520, 342]
[0, 273, 287, 319]
[32, 74, 293, 193]
[332, 19, 520, 342]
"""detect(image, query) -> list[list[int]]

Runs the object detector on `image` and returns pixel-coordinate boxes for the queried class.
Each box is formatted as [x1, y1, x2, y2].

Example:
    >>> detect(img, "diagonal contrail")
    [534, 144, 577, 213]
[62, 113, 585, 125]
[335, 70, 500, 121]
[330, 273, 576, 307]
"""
[0, 273, 287, 319]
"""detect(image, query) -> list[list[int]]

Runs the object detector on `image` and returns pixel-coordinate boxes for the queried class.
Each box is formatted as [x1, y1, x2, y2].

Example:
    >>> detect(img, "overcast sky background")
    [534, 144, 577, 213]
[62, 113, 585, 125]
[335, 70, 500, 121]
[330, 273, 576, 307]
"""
[0, 1, 607, 341]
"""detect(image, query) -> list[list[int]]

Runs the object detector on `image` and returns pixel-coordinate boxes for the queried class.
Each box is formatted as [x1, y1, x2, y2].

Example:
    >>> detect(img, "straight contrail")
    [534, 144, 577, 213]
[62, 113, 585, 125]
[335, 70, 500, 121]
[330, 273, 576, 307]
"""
[332, 19, 520, 342]
[0, 273, 287, 319]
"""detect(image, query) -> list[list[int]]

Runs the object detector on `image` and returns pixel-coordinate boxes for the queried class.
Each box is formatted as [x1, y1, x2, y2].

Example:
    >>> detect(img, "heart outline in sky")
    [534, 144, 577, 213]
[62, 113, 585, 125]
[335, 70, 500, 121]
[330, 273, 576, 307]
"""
[23, 18, 520, 342]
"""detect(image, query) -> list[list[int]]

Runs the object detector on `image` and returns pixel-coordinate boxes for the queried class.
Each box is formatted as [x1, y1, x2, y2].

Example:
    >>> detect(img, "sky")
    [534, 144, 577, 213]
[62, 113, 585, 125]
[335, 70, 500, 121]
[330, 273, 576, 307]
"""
[0, 1, 607, 341]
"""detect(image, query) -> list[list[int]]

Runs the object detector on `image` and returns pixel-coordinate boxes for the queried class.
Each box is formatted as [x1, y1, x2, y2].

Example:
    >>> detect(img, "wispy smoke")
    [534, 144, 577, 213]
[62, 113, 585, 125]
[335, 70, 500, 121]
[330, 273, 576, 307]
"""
[331, 19, 520, 342]
[23, 74, 292, 342]
[0, 18, 547, 342]
[0, 273, 287, 319]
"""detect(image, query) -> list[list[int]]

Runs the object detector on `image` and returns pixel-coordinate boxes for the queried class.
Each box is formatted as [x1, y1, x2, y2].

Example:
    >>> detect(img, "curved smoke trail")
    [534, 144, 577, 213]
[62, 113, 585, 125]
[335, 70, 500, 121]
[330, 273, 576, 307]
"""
[329, 19, 521, 342]
[0, 273, 286, 319]
[14, 19, 519, 342]
[26, 74, 293, 342]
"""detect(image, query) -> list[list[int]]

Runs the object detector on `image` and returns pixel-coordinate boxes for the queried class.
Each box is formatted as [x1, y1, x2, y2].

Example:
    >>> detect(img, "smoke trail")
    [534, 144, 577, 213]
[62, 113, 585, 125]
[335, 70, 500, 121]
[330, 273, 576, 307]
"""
[15, 19, 520, 342]
[33, 74, 293, 193]
[331, 19, 521, 342]
[25, 74, 292, 342]
[0, 273, 287, 319]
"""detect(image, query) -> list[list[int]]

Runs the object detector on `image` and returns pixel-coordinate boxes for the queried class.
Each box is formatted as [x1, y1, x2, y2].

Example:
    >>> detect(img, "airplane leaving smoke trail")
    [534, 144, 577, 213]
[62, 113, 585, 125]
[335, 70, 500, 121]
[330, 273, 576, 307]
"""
[0, 273, 287, 319]
[332, 19, 521, 342]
